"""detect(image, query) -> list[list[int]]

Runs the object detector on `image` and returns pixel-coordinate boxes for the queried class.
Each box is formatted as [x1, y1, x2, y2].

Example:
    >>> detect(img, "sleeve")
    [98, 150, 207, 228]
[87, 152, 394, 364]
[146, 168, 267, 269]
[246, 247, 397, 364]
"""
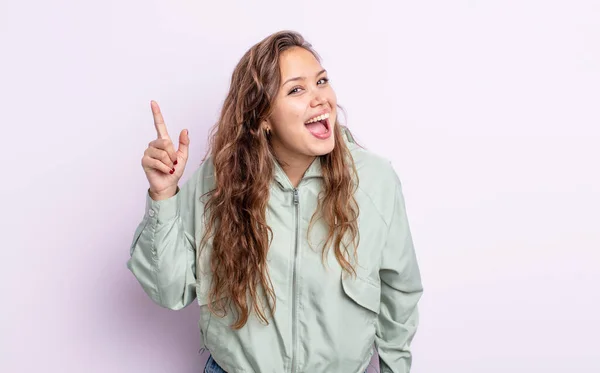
[126, 171, 201, 310]
[375, 170, 424, 373]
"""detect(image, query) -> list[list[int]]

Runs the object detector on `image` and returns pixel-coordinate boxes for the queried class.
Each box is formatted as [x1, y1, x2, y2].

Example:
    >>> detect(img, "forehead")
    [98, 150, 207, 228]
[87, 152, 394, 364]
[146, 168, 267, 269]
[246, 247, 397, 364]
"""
[279, 47, 322, 79]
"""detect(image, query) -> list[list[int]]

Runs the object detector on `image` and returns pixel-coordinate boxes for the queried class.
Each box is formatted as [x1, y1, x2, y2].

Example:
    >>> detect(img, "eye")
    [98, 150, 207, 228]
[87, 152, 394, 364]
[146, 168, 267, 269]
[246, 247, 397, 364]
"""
[317, 77, 329, 85]
[287, 77, 329, 95]
[288, 86, 303, 95]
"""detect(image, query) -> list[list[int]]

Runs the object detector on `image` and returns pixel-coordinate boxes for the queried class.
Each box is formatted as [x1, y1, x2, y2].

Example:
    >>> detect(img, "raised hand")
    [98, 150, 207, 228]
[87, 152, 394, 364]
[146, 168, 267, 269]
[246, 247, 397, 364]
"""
[141, 100, 190, 200]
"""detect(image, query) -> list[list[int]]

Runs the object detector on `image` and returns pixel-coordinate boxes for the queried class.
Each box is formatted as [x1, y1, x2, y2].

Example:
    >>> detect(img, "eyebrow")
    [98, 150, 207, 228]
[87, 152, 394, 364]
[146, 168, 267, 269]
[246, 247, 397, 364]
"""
[282, 69, 327, 87]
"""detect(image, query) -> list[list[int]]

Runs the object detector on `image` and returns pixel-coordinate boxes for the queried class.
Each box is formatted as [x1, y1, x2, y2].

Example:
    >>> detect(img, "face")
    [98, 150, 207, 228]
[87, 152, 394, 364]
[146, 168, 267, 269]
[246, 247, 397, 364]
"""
[264, 47, 337, 166]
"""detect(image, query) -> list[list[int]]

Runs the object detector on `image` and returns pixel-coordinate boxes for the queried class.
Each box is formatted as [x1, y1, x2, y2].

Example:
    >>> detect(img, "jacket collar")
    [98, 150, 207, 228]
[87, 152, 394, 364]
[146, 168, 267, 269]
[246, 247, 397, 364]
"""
[272, 156, 322, 191]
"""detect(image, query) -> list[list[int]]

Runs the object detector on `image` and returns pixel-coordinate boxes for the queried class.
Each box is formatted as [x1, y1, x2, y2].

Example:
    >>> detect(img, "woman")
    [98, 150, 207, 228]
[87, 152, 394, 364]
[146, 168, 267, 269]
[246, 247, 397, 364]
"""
[127, 30, 423, 373]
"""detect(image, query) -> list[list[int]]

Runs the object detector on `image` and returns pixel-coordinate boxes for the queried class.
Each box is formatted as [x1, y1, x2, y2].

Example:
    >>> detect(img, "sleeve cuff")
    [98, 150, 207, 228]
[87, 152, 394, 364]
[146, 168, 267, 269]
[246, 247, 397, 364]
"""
[145, 187, 180, 223]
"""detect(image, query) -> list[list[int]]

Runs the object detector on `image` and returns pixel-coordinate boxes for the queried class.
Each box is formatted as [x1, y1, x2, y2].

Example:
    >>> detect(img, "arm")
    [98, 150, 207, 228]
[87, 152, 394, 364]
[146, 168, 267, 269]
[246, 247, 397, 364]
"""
[375, 171, 424, 373]
[126, 171, 200, 310]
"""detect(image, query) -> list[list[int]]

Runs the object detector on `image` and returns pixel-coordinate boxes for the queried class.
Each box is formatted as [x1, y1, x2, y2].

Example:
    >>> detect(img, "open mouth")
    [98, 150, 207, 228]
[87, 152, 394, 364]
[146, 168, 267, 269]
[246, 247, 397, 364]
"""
[304, 112, 330, 135]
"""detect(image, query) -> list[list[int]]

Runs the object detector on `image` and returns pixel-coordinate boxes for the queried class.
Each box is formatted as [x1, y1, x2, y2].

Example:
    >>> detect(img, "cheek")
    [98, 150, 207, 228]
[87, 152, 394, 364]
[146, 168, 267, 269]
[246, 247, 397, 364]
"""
[326, 86, 337, 104]
[272, 102, 306, 129]
[290, 101, 308, 122]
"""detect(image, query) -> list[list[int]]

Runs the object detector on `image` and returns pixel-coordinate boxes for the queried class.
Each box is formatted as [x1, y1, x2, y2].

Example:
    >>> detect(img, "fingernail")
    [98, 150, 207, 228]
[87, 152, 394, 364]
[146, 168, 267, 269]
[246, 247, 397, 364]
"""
[174, 160, 178, 165]
[170, 169, 175, 174]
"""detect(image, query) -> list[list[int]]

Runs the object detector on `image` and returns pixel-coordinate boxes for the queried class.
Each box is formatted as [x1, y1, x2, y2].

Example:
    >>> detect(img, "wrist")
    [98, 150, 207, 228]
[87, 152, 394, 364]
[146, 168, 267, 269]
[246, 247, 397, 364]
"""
[149, 186, 178, 201]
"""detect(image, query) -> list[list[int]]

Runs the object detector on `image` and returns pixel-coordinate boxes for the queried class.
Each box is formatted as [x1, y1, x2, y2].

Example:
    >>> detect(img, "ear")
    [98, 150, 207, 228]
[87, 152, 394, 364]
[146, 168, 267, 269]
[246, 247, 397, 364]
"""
[261, 120, 271, 133]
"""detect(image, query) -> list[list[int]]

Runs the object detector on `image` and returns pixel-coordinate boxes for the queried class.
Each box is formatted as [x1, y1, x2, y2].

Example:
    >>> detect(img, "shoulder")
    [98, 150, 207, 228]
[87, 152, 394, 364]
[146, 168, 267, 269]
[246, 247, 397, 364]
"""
[345, 134, 400, 190]
[343, 130, 403, 223]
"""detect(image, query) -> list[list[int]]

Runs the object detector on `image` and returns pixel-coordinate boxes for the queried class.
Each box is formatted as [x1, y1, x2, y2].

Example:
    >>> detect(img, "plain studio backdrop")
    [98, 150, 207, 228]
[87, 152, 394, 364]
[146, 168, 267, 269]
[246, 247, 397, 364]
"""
[1, 0, 598, 372]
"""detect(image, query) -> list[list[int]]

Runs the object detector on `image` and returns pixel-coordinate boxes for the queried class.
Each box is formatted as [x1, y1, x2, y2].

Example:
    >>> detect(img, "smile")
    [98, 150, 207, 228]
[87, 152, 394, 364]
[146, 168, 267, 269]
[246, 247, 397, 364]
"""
[305, 112, 330, 125]
[304, 112, 331, 139]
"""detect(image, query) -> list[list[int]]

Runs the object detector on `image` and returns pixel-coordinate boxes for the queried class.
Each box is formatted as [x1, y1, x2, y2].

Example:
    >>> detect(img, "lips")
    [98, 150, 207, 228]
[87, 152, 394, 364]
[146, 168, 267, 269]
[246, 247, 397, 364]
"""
[304, 111, 332, 139]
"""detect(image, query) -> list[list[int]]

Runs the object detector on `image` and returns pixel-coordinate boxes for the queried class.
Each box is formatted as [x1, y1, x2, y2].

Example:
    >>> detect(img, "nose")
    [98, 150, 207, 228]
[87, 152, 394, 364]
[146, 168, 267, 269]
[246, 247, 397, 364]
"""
[310, 92, 327, 107]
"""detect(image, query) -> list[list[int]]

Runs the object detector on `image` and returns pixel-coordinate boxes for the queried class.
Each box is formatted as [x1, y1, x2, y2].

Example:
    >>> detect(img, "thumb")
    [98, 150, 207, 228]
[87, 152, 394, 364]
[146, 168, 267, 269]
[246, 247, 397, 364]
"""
[177, 129, 190, 157]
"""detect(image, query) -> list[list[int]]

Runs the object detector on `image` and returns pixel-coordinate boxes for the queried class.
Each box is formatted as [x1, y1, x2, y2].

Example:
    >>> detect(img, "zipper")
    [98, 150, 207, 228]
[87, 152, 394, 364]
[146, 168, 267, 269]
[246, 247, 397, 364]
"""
[290, 188, 300, 373]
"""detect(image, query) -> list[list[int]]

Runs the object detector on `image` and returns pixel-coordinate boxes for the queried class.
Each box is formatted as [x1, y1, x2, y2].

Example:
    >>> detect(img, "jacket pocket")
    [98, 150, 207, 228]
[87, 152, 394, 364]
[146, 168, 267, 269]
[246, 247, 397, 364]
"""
[341, 271, 381, 315]
[340, 271, 381, 364]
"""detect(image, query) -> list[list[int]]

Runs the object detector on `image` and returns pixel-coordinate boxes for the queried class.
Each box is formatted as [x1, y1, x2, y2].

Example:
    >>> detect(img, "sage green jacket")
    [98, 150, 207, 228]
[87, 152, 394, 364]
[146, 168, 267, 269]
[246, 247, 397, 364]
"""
[127, 128, 423, 373]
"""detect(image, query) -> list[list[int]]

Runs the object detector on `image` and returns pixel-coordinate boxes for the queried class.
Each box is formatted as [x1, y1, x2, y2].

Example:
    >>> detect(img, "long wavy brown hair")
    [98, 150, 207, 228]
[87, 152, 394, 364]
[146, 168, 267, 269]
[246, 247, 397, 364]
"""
[199, 30, 360, 329]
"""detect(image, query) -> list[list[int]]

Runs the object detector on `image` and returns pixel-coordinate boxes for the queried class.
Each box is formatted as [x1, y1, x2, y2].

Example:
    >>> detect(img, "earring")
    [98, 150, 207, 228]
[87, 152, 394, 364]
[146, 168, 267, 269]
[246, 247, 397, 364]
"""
[265, 127, 271, 136]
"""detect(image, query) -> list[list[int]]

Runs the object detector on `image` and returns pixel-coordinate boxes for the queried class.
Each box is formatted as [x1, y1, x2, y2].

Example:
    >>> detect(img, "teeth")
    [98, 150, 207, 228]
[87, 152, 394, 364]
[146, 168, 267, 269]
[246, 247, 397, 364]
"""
[305, 112, 330, 124]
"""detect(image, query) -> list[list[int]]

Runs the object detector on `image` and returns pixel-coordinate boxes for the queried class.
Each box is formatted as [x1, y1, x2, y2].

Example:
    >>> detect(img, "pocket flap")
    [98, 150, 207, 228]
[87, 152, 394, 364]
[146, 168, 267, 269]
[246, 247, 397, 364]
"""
[341, 273, 381, 314]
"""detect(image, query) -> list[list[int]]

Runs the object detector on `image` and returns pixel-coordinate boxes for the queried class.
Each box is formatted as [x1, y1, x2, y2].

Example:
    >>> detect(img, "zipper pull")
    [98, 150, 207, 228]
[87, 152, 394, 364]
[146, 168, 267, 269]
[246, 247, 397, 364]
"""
[293, 189, 299, 205]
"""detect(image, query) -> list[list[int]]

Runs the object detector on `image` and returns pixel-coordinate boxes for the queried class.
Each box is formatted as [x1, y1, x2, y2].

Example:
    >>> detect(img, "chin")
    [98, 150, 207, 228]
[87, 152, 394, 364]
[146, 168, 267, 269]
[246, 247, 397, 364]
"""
[309, 137, 335, 156]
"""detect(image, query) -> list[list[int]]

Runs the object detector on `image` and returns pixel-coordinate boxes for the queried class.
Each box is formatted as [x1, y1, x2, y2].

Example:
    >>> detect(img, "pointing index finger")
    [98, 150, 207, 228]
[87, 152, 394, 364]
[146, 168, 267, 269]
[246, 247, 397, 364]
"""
[151, 100, 169, 139]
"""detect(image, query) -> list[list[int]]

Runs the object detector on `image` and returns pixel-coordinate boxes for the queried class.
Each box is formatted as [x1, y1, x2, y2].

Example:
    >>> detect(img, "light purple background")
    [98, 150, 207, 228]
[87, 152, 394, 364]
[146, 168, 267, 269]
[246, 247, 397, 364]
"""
[2, 0, 599, 372]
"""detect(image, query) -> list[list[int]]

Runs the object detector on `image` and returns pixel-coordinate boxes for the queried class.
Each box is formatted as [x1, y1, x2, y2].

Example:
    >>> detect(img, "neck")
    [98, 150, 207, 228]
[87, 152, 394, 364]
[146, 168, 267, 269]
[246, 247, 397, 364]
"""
[272, 149, 315, 188]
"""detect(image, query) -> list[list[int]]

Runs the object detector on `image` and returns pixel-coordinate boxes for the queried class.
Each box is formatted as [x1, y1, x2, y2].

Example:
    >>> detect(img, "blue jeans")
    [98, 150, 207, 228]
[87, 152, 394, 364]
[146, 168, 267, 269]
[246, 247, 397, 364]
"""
[204, 354, 371, 373]
[204, 354, 226, 373]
